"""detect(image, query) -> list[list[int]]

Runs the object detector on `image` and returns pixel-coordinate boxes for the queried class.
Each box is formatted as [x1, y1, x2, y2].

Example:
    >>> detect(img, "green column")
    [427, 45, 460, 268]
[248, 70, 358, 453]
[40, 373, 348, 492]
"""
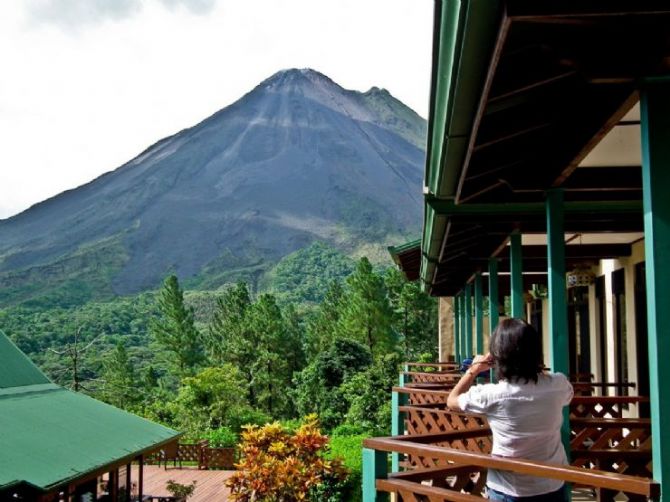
[459, 293, 466, 362]
[391, 389, 407, 471]
[488, 258, 500, 381]
[464, 283, 473, 358]
[546, 189, 569, 375]
[510, 232, 524, 319]
[546, 188, 570, 455]
[641, 82, 670, 495]
[363, 448, 389, 502]
[488, 258, 500, 333]
[475, 272, 484, 354]
[454, 294, 461, 362]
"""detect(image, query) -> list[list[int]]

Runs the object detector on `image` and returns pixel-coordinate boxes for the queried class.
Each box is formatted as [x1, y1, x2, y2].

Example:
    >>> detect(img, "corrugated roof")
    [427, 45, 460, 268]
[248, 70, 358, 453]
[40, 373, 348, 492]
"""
[0, 330, 179, 491]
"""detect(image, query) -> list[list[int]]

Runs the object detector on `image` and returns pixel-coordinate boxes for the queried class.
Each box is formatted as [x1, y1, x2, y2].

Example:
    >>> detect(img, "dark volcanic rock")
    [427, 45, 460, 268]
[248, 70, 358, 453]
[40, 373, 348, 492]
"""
[0, 68, 426, 298]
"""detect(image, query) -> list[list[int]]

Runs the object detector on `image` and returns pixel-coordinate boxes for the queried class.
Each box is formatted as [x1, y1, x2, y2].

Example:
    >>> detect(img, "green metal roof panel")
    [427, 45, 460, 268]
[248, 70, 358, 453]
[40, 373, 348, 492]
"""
[0, 330, 50, 389]
[0, 385, 179, 490]
[388, 239, 421, 258]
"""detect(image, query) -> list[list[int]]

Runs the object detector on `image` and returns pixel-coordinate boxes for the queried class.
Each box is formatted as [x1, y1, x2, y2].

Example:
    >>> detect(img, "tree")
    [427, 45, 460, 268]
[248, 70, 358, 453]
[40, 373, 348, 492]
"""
[385, 268, 438, 359]
[101, 341, 137, 409]
[174, 365, 250, 434]
[294, 338, 372, 430]
[305, 281, 344, 358]
[150, 275, 203, 377]
[207, 286, 305, 417]
[337, 258, 394, 356]
[341, 352, 402, 435]
[206, 282, 251, 365]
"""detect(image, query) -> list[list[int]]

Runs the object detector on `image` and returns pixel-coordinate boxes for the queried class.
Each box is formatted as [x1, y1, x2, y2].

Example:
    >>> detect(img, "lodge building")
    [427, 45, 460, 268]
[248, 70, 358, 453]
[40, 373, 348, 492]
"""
[365, 2, 670, 501]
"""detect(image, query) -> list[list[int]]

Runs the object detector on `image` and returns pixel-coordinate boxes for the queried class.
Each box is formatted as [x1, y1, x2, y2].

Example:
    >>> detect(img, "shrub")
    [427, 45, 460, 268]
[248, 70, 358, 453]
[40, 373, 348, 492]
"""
[202, 426, 238, 448]
[328, 432, 368, 502]
[226, 414, 347, 502]
[166, 480, 197, 499]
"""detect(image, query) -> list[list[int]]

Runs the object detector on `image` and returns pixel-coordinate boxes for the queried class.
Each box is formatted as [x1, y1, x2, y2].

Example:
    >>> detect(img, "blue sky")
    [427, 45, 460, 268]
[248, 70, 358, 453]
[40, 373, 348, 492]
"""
[0, 0, 432, 218]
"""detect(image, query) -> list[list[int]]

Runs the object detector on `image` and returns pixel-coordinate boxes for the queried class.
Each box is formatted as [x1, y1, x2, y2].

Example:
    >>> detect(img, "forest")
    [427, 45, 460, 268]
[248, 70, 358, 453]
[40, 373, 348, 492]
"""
[0, 244, 438, 500]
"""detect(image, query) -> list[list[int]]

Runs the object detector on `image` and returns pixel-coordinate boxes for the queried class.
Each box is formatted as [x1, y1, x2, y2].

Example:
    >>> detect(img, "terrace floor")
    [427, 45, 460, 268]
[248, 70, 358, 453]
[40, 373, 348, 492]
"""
[134, 465, 234, 501]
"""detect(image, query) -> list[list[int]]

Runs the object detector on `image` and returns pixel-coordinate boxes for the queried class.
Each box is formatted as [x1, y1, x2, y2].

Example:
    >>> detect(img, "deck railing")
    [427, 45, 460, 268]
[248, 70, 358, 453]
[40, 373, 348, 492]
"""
[370, 364, 658, 501]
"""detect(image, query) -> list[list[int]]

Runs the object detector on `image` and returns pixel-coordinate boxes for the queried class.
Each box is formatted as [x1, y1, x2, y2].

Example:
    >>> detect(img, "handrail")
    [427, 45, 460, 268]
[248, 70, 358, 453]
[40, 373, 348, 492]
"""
[363, 436, 660, 498]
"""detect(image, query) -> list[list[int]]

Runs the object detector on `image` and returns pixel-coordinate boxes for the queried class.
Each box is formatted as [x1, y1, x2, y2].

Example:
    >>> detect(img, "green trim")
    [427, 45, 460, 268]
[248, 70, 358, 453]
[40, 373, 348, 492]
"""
[640, 83, 670, 496]
[474, 272, 484, 354]
[362, 448, 389, 501]
[464, 284, 473, 357]
[510, 232, 524, 318]
[387, 239, 421, 268]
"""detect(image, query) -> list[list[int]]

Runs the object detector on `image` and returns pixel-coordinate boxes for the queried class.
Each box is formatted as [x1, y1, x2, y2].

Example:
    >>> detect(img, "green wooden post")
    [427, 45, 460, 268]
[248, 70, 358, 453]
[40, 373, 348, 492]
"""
[488, 258, 499, 382]
[459, 293, 466, 362]
[488, 258, 500, 333]
[464, 283, 473, 358]
[454, 294, 461, 363]
[641, 82, 670, 496]
[475, 272, 484, 354]
[510, 232, 524, 319]
[546, 188, 570, 455]
[391, 389, 408, 471]
[363, 448, 389, 502]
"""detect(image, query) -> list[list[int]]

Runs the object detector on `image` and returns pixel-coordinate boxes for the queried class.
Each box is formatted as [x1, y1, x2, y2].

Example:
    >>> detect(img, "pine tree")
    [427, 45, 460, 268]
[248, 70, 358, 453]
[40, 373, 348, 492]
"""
[207, 282, 251, 365]
[305, 280, 344, 358]
[150, 275, 203, 377]
[101, 341, 136, 409]
[338, 258, 395, 356]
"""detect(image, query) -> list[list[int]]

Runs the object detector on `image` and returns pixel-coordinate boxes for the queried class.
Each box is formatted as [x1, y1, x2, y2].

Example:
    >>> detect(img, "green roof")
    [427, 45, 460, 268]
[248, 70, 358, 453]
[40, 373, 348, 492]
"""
[0, 329, 51, 389]
[0, 331, 179, 491]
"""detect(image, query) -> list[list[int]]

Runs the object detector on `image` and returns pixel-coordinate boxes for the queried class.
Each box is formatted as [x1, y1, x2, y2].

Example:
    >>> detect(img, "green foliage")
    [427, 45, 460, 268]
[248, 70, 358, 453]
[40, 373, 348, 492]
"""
[150, 275, 204, 377]
[294, 339, 372, 430]
[304, 281, 344, 358]
[327, 432, 367, 502]
[265, 242, 355, 304]
[166, 480, 197, 499]
[385, 267, 439, 359]
[341, 352, 402, 435]
[207, 283, 305, 418]
[202, 426, 238, 448]
[337, 258, 395, 356]
[173, 366, 249, 435]
[100, 341, 137, 409]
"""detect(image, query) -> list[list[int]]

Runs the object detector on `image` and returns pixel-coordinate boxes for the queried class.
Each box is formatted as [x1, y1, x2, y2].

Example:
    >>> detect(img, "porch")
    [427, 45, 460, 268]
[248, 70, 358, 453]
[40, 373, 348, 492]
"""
[367, 0, 670, 500]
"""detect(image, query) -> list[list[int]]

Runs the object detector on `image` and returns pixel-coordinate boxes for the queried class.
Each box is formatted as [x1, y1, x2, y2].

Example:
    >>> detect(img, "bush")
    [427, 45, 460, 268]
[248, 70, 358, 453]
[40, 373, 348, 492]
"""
[226, 415, 347, 501]
[328, 432, 368, 502]
[225, 407, 272, 433]
[202, 426, 238, 448]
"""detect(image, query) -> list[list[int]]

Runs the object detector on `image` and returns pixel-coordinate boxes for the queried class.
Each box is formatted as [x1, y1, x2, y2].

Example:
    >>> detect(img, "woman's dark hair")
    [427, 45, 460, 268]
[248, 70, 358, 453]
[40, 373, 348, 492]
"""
[490, 318, 543, 383]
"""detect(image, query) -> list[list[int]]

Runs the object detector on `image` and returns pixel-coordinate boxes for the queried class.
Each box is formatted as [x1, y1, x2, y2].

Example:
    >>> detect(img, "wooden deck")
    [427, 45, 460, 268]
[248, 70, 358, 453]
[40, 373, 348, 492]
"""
[134, 466, 234, 501]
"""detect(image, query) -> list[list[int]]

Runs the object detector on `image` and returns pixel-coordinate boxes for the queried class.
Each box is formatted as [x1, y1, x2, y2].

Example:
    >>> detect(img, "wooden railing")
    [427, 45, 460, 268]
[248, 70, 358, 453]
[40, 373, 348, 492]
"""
[363, 434, 660, 502]
[147, 441, 235, 470]
[379, 365, 658, 501]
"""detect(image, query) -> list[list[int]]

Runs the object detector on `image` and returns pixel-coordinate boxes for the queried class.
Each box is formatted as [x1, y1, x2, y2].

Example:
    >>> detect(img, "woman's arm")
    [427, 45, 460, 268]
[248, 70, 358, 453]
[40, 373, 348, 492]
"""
[447, 354, 493, 410]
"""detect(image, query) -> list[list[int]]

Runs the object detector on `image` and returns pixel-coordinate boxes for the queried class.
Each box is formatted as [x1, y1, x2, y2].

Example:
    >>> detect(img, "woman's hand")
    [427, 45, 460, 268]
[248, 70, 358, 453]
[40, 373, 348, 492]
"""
[468, 353, 494, 375]
[448, 353, 494, 410]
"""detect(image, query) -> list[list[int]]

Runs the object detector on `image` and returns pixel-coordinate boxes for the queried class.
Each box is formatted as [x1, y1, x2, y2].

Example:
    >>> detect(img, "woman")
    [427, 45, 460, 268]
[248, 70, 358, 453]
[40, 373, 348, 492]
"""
[447, 318, 573, 502]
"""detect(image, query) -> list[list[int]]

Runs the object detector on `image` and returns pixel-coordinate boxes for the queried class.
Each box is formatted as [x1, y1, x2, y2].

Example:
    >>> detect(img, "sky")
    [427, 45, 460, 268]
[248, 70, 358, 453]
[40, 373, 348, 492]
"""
[0, 0, 434, 219]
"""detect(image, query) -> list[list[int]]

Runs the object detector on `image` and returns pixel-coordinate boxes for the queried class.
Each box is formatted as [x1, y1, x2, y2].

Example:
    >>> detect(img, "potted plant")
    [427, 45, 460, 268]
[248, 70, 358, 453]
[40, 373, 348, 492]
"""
[166, 480, 197, 501]
[201, 427, 238, 469]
